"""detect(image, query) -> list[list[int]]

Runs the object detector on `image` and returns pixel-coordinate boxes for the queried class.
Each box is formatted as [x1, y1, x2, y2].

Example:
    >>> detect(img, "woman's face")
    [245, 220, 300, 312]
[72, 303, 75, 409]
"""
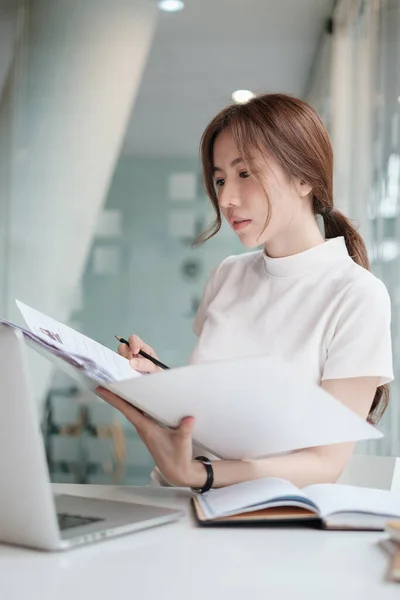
[212, 128, 310, 249]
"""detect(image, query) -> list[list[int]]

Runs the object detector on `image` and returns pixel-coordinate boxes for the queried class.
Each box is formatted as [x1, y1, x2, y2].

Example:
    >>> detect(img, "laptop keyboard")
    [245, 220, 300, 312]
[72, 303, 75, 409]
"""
[57, 512, 104, 531]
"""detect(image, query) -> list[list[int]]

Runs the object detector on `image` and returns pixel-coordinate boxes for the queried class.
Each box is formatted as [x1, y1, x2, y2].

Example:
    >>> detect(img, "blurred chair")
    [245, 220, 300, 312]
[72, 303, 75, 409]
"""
[42, 384, 128, 484]
[337, 454, 400, 491]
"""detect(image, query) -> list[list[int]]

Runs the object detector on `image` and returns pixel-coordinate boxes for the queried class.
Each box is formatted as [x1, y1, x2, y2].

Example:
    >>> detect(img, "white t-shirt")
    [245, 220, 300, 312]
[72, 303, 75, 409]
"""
[190, 237, 393, 386]
[151, 237, 393, 486]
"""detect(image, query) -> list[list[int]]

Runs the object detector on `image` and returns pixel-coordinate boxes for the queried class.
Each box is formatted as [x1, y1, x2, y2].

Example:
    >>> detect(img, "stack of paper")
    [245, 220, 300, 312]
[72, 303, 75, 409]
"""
[0, 300, 384, 461]
[1, 301, 140, 383]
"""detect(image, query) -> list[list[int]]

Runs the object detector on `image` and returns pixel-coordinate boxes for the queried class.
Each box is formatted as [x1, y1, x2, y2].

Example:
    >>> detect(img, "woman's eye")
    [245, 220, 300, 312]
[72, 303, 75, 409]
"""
[214, 178, 225, 188]
[239, 171, 250, 179]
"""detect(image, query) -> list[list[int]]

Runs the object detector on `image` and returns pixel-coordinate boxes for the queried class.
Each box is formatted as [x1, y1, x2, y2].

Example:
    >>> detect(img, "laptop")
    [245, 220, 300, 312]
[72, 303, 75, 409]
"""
[0, 325, 184, 551]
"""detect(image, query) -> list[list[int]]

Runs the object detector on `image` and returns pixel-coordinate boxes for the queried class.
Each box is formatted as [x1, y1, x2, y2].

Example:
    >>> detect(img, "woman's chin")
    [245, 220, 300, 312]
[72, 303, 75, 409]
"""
[238, 235, 264, 249]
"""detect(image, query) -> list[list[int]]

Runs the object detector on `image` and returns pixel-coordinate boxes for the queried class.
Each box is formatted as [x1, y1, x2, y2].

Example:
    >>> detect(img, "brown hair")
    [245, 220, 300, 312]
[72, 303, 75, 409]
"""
[195, 93, 389, 424]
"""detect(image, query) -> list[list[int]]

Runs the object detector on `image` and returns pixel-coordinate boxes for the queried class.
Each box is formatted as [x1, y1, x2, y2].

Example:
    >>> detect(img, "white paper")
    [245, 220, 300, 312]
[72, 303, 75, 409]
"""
[304, 483, 400, 519]
[198, 478, 313, 519]
[198, 478, 400, 523]
[9, 302, 384, 462]
[15, 300, 139, 383]
[105, 354, 383, 460]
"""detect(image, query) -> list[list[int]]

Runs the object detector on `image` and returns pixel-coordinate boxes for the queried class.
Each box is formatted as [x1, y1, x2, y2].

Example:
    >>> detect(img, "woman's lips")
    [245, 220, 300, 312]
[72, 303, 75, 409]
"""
[232, 219, 252, 231]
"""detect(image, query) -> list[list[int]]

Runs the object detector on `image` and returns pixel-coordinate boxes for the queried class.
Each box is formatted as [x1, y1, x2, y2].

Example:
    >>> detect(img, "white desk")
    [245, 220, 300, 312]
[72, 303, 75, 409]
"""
[0, 483, 397, 600]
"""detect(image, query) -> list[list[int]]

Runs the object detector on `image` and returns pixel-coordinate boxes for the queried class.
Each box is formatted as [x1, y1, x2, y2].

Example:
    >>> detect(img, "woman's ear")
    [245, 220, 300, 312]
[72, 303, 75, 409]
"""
[295, 178, 313, 198]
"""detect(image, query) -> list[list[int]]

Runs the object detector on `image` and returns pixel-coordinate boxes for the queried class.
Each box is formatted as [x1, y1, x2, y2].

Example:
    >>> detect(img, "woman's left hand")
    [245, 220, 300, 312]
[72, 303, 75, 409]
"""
[95, 387, 203, 488]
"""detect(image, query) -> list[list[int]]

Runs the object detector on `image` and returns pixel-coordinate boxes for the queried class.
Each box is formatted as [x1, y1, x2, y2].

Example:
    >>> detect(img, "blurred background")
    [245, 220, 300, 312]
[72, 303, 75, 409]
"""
[0, 0, 399, 485]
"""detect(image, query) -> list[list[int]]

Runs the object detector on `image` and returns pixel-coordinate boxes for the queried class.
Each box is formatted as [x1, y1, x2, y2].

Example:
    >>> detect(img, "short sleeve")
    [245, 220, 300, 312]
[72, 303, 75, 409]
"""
[322, 277, 393, 385]
[192, 267, 218, 337]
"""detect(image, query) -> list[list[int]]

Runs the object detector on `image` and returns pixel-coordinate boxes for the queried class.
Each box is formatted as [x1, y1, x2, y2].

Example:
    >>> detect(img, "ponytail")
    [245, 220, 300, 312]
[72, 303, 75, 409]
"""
[323, 208, 369, 269]
[322, 208, 389, 425]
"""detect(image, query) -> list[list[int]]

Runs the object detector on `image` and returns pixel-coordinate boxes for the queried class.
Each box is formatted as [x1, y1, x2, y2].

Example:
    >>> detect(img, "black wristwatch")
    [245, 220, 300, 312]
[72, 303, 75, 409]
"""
[191, 456, 214, 494]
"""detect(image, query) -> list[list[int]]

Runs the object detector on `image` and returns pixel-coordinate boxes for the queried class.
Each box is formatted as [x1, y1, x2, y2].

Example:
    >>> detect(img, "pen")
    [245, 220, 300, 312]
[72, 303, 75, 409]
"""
[115, 336, 170, 370]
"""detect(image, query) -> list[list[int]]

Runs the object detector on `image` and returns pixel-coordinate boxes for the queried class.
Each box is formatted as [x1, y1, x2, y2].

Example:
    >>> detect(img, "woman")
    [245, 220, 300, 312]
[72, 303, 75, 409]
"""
[97, 93, 393, 491]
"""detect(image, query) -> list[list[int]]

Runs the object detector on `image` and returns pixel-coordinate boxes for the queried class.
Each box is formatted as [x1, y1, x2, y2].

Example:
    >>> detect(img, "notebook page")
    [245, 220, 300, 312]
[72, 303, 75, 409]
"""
[305, 483, 400, 519]
[16, 300, 140, 382]
[197, 477, 318, 519]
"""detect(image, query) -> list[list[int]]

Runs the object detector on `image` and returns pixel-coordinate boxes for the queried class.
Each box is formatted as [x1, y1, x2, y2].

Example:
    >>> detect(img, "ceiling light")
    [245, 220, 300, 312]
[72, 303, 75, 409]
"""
[232, 90, 255, 104]
[158, 0, 185, 12]
[398, 96, 400, 105]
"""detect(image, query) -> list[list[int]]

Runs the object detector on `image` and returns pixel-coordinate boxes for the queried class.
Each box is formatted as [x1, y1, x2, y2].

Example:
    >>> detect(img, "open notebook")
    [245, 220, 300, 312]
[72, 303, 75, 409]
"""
[0, 300, 382, 460]
[192, 478, 400, 530]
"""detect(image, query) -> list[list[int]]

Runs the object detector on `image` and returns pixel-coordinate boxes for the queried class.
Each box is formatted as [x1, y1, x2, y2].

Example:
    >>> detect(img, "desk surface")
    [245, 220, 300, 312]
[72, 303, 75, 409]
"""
[0, 483, 398, 600]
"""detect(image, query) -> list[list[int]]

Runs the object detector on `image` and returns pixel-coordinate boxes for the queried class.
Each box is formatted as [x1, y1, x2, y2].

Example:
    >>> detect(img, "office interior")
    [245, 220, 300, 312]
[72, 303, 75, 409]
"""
[0, 0, 399, 486]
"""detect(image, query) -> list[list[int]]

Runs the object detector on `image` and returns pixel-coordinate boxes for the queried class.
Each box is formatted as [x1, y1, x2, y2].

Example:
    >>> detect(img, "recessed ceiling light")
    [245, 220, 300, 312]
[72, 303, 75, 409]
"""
[158, 0, 185, 12]
[232, 89, 255, 104]
[397, 95, 400, 105]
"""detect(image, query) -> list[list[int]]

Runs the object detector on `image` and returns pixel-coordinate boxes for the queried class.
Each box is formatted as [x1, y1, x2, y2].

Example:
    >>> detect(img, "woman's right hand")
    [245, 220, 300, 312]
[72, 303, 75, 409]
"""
[117, 335, 161, 374]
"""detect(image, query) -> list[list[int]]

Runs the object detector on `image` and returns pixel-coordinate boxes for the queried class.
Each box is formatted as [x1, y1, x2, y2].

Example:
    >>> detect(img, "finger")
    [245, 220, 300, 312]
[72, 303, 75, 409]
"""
[96, 386, 130, 413]
[129, 357, 160, 374]
[117, 343, 133, 359]
[128, 335, 158, 358]
[96, 387, 150, 429]
[177, 416, 195, 439]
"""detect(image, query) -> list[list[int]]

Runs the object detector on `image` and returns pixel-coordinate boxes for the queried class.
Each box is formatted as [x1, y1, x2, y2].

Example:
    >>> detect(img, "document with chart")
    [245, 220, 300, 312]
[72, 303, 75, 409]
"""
[0, 300, 383, 460]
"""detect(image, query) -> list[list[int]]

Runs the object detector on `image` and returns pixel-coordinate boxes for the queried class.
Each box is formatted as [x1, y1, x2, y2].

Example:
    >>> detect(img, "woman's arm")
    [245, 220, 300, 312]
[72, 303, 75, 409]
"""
[188, 376, 381, 488]
[97, 376, 380, 489]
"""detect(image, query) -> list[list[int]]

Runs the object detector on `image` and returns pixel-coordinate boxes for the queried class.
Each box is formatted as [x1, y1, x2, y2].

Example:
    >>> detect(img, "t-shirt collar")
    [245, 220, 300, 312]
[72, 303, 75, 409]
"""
[263, 236, 350, 278]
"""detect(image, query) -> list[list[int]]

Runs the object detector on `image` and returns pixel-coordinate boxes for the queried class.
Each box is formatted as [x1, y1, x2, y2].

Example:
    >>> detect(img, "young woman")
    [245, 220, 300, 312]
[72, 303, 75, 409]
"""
[97, 93, 393, 491]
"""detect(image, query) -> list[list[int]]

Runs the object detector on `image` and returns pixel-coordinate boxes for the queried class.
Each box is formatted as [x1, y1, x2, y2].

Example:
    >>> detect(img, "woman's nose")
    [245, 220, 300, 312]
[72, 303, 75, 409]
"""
[218, 182, 241, 208]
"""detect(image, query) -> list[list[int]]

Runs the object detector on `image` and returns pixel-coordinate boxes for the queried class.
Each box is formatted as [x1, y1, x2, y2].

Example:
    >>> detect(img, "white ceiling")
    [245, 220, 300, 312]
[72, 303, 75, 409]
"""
[0, 0, 335, 159]
[123, 0, 335, 157]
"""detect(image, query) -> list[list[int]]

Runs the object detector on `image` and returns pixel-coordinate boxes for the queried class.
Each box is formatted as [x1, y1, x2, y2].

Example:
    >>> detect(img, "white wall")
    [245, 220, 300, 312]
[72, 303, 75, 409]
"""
[0, 0, 20, 317]
[0, 0, 18, 102]
[0, 67, 12, 315]
[0, 0, 157, 406]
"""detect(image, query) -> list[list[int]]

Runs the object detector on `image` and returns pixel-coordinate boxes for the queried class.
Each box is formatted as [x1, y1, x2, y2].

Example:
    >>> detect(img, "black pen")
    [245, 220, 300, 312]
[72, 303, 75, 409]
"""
[115, 336, 170, 370]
